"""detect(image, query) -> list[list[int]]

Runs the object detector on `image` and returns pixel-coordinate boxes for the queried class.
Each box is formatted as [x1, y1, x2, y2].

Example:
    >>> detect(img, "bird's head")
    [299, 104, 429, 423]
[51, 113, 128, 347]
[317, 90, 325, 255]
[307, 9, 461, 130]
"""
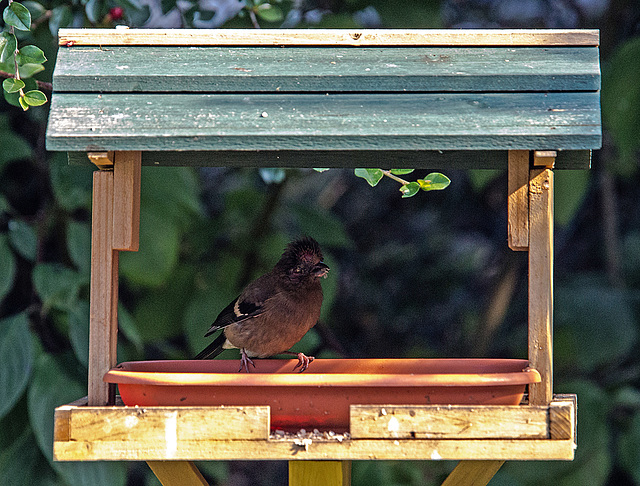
[276, 237, 330, 285]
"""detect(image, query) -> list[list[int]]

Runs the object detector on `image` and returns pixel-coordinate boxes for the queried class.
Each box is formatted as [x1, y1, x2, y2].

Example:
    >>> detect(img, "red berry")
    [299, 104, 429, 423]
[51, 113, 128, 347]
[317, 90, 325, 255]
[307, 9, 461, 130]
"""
[109, 7, 124, 20]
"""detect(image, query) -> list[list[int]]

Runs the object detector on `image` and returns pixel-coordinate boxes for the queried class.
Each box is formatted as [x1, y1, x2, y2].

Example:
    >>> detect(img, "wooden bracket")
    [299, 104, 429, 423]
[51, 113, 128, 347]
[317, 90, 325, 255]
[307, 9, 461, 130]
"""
[146, 461, 208, 486]
[112, 151, 142, 251]
[441, 461, 505, 486]
[533, 151, 557, 168]
[508, 150, 530, 251]
[88, 151, 115, 170]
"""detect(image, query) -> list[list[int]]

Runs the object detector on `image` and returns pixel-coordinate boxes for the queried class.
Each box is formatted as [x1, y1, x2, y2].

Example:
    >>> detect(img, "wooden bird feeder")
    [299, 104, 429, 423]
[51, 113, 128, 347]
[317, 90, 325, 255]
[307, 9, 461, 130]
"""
[46, 28, 601, 486]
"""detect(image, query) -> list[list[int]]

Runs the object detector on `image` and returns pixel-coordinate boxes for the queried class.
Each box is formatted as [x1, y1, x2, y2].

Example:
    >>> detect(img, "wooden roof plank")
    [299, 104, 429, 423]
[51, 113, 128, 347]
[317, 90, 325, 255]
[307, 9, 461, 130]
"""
[53, 46, 600, 93]
[45, 91, 602, 153]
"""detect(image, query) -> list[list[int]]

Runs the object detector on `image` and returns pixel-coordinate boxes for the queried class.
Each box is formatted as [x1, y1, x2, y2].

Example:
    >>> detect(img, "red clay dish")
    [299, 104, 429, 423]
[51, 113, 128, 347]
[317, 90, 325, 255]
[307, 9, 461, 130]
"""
[104, 358, 540, 432]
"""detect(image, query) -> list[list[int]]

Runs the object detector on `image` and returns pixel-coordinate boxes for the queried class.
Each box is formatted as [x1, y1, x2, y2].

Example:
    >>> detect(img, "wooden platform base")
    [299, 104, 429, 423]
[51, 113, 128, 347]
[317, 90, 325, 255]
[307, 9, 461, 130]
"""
[54, 395, 576, 462]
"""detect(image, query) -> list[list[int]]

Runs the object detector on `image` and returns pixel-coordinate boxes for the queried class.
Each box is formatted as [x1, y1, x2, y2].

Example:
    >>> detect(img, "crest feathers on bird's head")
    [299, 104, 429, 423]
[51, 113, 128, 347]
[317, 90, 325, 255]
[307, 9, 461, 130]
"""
[280, 237, 324, 266]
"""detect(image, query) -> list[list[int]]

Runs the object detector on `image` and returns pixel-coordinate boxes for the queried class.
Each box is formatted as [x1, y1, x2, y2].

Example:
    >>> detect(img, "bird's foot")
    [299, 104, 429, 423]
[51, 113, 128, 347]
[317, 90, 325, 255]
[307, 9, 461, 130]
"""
[292, 352, 315, 373]
[239, 349, 256, 373]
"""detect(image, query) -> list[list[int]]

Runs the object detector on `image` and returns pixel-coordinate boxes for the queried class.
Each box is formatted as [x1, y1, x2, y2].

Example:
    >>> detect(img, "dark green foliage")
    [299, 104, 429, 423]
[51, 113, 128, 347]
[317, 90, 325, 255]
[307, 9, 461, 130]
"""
[1, 1, 640, 485]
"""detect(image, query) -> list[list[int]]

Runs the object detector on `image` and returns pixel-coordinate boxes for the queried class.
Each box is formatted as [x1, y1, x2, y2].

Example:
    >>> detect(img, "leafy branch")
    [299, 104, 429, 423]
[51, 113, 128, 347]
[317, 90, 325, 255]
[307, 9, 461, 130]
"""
[315, 168, 451, 198]
[1, 0, 48, 110]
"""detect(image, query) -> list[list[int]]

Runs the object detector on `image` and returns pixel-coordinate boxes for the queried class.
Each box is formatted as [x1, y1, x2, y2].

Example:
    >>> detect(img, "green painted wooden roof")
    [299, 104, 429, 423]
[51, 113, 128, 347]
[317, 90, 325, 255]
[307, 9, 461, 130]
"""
[45, 29, 601, 169]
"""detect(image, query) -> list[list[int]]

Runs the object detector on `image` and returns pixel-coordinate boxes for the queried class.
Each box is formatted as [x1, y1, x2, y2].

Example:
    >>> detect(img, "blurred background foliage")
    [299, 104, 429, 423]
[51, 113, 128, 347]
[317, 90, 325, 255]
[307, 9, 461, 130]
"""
[1, 0, 640, 485]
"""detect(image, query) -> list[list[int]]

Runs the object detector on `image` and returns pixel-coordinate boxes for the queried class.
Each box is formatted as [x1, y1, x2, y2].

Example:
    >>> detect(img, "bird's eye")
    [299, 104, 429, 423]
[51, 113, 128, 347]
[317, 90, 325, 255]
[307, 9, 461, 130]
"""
[293, 266, 303, 273]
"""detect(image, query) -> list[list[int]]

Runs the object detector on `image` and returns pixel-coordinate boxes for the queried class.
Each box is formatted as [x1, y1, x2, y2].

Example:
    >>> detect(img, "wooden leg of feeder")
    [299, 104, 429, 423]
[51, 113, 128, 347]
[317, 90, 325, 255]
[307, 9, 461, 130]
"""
[289, 461, 351, 486]
[147, 461, 208, 486]
[441, 461, 505, 486]
[88, 170, 119, 406]
[528, 154, 555, 406]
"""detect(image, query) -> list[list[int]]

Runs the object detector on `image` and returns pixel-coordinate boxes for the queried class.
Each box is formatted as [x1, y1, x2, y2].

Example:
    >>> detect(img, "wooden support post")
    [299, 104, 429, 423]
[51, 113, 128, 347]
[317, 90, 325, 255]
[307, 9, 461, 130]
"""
[147, 461, 208, 486]
[113, 151, 142, 251]
[88, 170, 119, 406]
[441, 461, 505, 486]
[289, 461, 351, 486]
[508, 150, 530, 251]
[528, 151, 555, 405]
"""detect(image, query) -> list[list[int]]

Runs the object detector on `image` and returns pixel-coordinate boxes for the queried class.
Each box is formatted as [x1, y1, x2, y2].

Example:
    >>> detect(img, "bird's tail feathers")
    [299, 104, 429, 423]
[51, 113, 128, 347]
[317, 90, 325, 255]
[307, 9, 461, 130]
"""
[194, 332, 227, 360]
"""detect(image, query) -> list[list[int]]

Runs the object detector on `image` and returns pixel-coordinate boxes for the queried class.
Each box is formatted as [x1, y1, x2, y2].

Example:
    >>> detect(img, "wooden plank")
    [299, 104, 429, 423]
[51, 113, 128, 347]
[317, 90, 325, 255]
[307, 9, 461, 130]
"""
[52, 46, 601, 93]
[349, 404, 548, 439]
[53, 436, 576, 461]
[89, 170, 118, 406]
[64, 406, 270, 442]
[441, 461, 505, 486]
[147, 461, 208, 486]
[508, 150, 530, 251]
[67, 149, 593, 170]
[528, 167, 554, 405]
[45, 92, 602, 153]
[549, 400, 574, 440]
[57, 29, 600, 47]
[289, 461, 351, 486]
[112, 151, 141, 251]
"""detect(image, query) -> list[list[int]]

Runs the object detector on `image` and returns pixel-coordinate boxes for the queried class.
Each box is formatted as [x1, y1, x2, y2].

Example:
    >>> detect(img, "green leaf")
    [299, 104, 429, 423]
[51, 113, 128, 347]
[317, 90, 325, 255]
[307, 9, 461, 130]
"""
[22, 1, 47, 20]
[0, 429, 57, 486]
[8, 219, 37, 261]
[292, 204, 352, 248]
[417, 172, 451, 191]
[85, 0, 102, 23]
[28, 354, 128, 485]
[400, 181, 420, 198]
[2, 77, 24, 93]
[49, 5, 73, 36]
[4, 2, 32, 31]
[3, 77, 35, 108]
[0, 235, 16, 303]
[32, 263, 86, 312]
[389, 169, 414, 175]
[66, 220, 91, 274]
[23, 89, 47, 106]
[133, 265, 195, 341]
[0, 313, 33, 419]
[620, 412, 640, 484]
[18, 95, 29, 111]
[68, 300, 89, 367]
[119, 207, 181, 287]
[118, 303, 144, 354]
[0, 113, 31, 172]
[18, 62, 45, 78]
[354, 168, 384, 187]
[16, 45, 46, 64]
[0, 32, 17, 64]
[255, 3, 283, 22]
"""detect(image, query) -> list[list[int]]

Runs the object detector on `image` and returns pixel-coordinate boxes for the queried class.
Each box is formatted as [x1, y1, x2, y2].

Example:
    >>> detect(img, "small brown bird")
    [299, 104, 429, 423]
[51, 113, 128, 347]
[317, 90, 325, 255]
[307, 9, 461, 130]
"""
[195, 237, 329, 372]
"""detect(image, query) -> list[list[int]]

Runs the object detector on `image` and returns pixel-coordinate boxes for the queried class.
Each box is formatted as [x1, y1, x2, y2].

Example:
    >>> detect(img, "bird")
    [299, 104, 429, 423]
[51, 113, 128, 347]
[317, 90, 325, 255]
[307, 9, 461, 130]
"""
[194, 237, 329, 372]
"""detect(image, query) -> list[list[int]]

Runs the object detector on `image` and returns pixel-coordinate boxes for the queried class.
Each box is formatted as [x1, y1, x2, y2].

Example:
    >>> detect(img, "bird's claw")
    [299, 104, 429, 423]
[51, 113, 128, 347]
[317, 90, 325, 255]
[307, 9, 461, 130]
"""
[292, 352, 314, 373]
[239, 349, 256, 373]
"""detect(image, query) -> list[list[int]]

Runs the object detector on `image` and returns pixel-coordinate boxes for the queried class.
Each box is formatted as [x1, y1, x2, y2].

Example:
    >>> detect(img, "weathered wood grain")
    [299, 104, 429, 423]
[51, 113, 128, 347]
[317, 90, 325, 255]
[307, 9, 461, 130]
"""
[88, 171, 118, 406]
[112, 151, 141, 252]
[52, 46, 600, 93]
[57, 28, 600, 47]
[46, 92, 602, 153]
[53, 396, 576, 461]
[349, 404, 549, 439]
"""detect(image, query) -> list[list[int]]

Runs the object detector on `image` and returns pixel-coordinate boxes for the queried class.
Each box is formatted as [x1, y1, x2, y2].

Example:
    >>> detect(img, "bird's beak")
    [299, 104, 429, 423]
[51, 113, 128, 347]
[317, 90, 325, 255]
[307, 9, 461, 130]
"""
[313, 262, 330, 279]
